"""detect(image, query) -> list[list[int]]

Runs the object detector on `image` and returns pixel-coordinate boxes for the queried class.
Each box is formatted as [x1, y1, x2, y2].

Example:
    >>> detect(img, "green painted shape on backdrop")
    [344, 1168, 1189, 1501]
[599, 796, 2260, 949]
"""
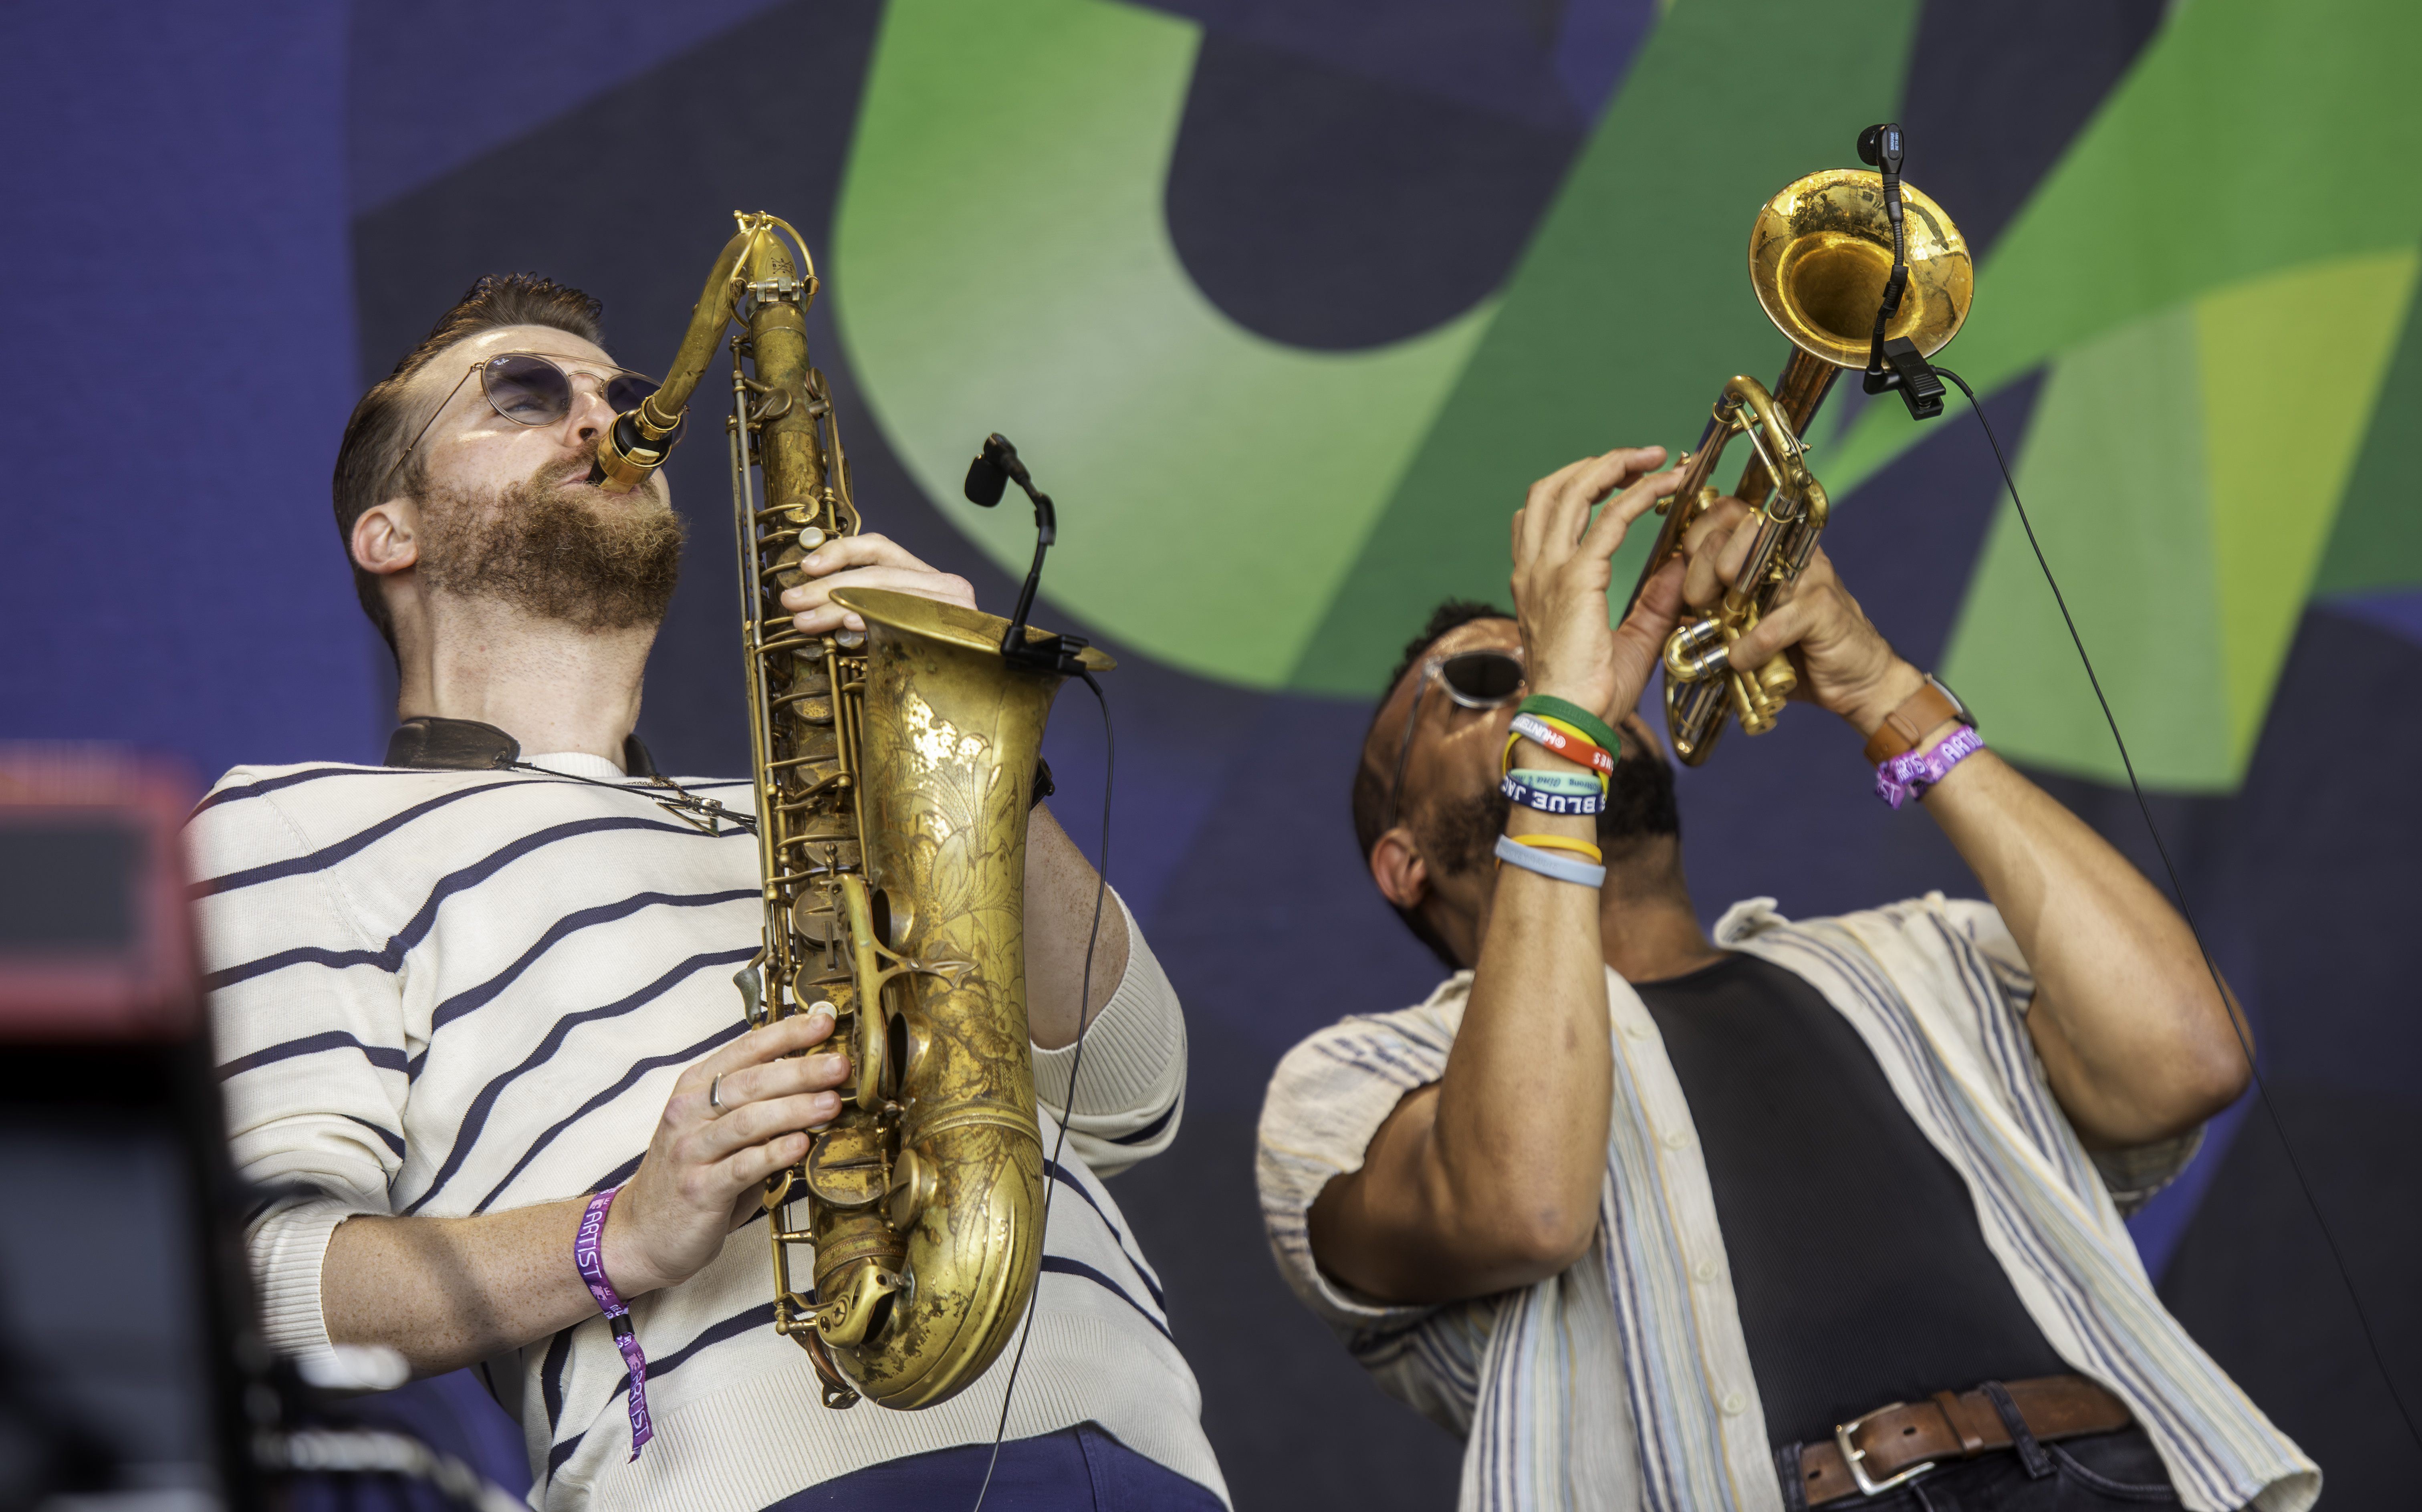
[2311, 278, 2422, 598]
[1940, 305, 2234, 789]
[1941, 252, 2419, 790]
[1286, 0, 1919, 696]
[1823, 0, 2422, 498]
[830, 0, 1493, 688]
[2199, 251, 2419, 748]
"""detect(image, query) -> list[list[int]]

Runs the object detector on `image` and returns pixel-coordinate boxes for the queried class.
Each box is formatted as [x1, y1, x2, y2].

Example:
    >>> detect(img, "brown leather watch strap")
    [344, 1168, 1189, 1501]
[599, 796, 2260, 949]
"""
[1799, 1375, 2133, 1506]
[1861, 679, 1965, 765]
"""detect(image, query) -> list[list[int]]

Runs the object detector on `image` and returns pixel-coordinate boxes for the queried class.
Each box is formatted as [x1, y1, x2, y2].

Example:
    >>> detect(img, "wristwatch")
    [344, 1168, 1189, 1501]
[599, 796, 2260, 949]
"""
[1861, 675, 1975, 765]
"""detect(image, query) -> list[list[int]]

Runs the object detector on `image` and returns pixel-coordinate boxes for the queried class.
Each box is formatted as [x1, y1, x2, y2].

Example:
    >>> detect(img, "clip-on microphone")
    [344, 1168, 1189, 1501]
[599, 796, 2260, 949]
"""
[1857, 122, 1945, 421]
[964, 433, 1093, 673]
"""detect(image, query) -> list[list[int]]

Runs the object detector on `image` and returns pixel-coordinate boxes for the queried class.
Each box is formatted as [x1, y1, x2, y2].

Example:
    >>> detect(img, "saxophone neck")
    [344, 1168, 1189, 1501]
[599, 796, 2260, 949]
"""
[592, 214, 821, 496]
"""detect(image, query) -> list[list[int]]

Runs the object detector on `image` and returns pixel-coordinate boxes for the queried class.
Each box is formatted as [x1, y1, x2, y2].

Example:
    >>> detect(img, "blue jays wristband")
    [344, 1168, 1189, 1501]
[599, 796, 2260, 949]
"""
[1501, 769, 1609, 816]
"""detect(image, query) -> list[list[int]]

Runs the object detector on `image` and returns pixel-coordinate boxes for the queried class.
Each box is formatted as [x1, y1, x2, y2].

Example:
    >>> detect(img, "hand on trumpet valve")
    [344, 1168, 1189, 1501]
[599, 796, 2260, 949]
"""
[1671, 497, 1925, 740]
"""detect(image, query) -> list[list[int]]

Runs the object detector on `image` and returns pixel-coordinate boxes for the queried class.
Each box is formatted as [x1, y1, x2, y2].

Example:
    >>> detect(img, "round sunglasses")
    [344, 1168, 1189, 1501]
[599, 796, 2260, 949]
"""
[382, 351, 678, 494]
[1380, 648, 1527, 836]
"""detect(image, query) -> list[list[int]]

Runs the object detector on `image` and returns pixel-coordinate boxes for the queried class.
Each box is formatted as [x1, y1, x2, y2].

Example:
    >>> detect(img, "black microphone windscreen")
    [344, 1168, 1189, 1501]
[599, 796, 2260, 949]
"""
[965, 455, 1008, 508]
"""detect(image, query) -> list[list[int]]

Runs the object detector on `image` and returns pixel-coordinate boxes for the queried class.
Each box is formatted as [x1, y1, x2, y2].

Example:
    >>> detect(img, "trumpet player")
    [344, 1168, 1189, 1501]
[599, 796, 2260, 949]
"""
[192, 274, 1227, 1509]
[1256, 446, 2314, 1511]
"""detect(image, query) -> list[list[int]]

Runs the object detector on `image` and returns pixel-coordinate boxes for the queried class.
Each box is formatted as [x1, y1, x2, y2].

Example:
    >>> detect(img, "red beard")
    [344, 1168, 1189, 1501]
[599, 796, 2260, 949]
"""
[416, 460, 686, 631]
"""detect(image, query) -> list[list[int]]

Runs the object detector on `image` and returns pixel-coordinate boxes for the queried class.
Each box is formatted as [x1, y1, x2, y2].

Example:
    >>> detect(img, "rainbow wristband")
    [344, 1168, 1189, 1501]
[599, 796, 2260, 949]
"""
[1505, 712, 1617, 777]
[1494, 833, 1607, 887]
[1501, 770, 1608, 816]
[1517, 695, 1621, 755]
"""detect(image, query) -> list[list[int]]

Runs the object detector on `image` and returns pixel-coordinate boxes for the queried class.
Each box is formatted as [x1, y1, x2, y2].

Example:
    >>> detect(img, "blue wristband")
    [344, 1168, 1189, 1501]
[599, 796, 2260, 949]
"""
[1493, 833, 1608, 887]
[1500, 770, 1609, 816]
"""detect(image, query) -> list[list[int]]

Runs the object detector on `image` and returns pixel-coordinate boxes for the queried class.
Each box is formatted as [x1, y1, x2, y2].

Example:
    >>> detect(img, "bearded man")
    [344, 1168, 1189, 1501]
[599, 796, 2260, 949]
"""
[1255, 448, 2315, 1512]
[192, 275, 1227, 1510]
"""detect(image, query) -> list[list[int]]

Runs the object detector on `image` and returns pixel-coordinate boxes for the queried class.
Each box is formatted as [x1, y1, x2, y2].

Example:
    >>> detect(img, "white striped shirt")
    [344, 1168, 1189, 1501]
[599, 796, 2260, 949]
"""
[190, 752, 1226, 1511]
[1256, 895, 2315, 1512]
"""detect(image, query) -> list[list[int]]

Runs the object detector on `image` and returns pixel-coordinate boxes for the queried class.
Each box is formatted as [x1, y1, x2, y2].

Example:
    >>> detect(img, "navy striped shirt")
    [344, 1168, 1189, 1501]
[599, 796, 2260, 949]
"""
[191, 753, 1225, 1510]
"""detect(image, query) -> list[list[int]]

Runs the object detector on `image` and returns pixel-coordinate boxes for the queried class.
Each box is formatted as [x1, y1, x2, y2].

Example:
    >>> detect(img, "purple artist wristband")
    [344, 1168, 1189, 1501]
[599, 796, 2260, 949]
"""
[575, 1187, 654, 1459]
[1875, 724, 1984, 810]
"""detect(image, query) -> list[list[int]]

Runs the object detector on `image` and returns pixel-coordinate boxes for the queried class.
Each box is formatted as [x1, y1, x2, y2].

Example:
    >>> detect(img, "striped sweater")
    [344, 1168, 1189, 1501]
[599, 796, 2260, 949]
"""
[1256, 895, 2315, 1512]
[190, 751, 1225, 1511]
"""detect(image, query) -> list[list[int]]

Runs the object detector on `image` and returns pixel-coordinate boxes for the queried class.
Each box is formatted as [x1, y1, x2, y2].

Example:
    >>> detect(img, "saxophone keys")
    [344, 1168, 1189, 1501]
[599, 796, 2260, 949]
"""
[813, 1261, 903, 1348]
[887, 1145, 938, 1232]
[803, 1125, 890, 1209]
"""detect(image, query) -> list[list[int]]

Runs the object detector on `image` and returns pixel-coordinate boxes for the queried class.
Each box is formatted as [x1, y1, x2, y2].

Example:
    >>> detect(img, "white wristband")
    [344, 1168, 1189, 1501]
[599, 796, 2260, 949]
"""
[1494, 833, 1607, 888]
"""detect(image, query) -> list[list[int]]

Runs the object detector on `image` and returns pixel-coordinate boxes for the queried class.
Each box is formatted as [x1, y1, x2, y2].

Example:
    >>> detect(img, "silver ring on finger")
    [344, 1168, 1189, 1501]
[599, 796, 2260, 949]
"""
[709, 1074, 726, 1115]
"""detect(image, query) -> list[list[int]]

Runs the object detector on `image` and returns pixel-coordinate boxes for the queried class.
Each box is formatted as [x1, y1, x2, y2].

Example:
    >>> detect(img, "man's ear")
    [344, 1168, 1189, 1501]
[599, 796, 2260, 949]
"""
[1369, 827, 1431, 912]
[351, 499, 420, 577]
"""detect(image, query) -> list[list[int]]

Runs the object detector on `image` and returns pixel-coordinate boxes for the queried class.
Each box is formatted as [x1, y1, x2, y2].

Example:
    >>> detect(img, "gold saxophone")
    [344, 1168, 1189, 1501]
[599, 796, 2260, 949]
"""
[596, 212, 1111, 1409]
[1629, 167, 1970, 764]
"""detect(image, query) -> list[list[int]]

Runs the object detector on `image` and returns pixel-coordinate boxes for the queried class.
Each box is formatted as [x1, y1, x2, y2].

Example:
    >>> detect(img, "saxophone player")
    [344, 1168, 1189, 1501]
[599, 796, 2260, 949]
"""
[192, 274, 1228, 1509]
[1253, 448, 2316, 1511]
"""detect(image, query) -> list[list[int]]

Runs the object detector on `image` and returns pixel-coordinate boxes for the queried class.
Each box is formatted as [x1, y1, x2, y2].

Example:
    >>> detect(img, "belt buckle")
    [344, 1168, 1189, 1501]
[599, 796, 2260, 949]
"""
[1833, 1403, 1938, 1499]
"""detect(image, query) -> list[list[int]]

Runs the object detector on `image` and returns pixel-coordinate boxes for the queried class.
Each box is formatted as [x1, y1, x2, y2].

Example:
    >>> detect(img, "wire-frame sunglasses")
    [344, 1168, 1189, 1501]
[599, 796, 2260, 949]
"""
[1380, 648, 1527, 836]
[380, 352, 680, 495]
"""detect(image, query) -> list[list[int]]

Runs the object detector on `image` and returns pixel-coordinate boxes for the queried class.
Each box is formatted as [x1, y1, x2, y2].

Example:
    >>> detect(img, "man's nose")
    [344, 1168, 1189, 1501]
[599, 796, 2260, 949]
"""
[565, 381, 617, 445]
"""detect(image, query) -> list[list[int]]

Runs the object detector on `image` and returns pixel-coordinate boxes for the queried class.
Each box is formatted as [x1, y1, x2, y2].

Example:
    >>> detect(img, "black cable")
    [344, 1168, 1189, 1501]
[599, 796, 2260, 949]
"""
[1936, 365, 2422, 1452]
[970, 667, 1115, 1511]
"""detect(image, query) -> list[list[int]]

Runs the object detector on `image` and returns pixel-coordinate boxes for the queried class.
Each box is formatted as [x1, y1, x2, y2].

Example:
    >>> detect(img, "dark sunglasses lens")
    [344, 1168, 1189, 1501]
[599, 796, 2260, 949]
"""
[482, 355, 573, 426]
[1442, 651, 1524, 704]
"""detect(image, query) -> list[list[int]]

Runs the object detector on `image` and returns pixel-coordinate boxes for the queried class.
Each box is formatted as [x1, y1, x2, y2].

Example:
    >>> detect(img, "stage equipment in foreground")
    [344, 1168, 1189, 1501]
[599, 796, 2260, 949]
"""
[1627, 144, 1970, 765]
[0, 747, 264, 1508]
[592, 213, 1110, 1411]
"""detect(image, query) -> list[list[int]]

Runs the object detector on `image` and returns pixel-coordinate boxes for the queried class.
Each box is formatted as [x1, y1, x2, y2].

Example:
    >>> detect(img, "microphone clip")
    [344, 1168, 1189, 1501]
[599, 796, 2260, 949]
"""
[1855, 122, 1944, 421]
[964, 433, 1093, 674]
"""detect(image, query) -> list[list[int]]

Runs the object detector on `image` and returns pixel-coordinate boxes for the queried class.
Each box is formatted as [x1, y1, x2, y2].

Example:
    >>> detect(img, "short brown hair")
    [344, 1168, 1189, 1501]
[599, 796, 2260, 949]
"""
[331, 273, 606, 653]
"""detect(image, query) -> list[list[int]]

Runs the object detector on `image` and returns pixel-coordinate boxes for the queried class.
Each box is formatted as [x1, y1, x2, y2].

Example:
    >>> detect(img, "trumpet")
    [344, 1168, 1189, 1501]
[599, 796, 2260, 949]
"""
[1629, 167, 1970, 765]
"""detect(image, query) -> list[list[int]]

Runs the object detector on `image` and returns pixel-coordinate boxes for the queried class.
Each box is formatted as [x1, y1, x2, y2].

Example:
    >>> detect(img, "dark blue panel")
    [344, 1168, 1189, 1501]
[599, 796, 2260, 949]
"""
[1166, 32, 1587, 349]
[1900, 0, 2170, 262]
[0, 2, 382, 779]
[2324, 587, 2422, 650]
[1138, 0, 1655, 131]
[347, 0, 796, 212]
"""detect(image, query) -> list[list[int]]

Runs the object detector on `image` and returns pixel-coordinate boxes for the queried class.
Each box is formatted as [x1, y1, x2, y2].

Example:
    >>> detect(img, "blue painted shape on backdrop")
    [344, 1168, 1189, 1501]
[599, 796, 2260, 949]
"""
[2321, 589, 2422, 650]
[1552, 0, 1658, 121]
[347, 0, 795, 212]
[1138, 0, 1628, 133]
[0, 2, 381, 780]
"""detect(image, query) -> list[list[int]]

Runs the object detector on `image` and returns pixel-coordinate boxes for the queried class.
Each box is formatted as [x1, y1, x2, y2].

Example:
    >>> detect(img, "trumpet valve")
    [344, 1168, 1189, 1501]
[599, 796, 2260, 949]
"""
[1663, 619, 1729, 683]
[1729, 669, 1780, 737]
[1754, 651, 1797, 701]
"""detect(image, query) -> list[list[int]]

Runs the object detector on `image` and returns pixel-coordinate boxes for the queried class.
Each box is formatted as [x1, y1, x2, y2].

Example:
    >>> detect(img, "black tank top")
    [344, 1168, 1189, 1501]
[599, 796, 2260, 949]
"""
[1635, 953, 2067, 1447]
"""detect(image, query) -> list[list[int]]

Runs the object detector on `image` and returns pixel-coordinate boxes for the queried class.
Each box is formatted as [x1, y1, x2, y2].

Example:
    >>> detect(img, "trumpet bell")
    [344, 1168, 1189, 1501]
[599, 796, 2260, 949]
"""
[1749, 168, 1971, 369]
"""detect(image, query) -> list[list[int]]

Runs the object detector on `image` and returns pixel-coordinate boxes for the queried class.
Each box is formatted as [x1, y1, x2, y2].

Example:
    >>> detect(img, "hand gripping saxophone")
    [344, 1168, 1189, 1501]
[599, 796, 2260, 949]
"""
[1627, 169, 1970, 764]
[594, 213, 1111, 1409]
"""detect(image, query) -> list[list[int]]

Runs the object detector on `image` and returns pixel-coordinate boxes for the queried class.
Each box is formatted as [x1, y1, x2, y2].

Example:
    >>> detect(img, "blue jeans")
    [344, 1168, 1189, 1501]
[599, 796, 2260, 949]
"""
[764, 1424, 1225, 1511]
[1779, 1425, 2181, 1511]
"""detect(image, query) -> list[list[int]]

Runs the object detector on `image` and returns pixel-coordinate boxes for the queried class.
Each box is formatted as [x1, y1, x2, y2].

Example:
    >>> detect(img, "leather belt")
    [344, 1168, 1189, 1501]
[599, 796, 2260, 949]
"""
[1799, 1375, 2132, 1506]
